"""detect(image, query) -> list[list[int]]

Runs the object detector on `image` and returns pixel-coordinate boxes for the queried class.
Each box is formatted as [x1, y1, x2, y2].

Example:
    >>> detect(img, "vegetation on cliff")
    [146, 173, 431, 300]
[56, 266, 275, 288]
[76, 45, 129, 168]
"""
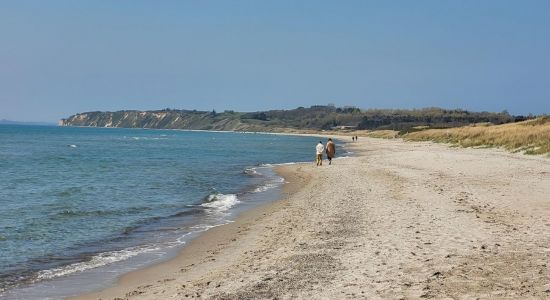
[60, 105, 524, 132]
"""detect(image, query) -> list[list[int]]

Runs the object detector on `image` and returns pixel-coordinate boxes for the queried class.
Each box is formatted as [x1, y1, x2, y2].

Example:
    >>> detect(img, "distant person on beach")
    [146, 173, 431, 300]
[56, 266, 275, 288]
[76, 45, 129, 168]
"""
[355, 135, 358, 141]
[326, 138, 336, 165]
[352, 136, 355, 142]
[316, 141, 324, 166]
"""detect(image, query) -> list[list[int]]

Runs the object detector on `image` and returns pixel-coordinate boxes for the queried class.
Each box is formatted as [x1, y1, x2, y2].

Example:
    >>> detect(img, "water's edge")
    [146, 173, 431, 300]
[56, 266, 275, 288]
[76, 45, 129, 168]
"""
[0, 127, 351, 300]
[0, 164, 287, 300]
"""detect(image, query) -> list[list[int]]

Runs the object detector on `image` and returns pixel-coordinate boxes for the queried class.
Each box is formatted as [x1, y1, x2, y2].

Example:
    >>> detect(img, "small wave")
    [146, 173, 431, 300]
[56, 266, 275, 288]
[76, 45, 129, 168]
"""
[35, 245, 161, 281]
[67, 144, 77, 148]
[253, 177, 285, 193]
[201, 193, 239, 211]
[170, 207, 205, 218]
[50, 207, 152, 220]
[128, 136, 168, 141]
[258, 162, 298, 167]
[243, 167, 261, 176]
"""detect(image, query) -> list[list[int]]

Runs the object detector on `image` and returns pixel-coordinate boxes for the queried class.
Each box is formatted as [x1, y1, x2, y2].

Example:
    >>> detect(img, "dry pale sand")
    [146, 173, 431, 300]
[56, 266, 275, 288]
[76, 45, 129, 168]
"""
[74, 138, 550, 300]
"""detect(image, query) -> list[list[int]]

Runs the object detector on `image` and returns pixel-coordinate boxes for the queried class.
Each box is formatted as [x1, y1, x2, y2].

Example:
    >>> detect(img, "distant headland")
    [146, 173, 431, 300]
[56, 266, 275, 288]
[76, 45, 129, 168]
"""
[59, 105, 531, 132]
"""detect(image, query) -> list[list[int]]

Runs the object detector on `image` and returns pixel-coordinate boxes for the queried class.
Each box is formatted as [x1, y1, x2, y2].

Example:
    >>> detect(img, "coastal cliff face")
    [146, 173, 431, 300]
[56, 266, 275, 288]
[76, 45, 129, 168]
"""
[59, 110, 248, 131]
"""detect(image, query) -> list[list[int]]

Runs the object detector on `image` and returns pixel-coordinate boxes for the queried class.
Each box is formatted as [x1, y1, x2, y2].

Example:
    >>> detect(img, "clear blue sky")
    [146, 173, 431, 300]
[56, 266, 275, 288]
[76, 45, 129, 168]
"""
[1, 0, 549, 122]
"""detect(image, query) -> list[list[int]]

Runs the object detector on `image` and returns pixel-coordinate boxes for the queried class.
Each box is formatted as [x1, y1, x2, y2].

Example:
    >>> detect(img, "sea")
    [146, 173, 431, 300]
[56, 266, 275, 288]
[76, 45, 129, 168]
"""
[0, 125, 340, 299]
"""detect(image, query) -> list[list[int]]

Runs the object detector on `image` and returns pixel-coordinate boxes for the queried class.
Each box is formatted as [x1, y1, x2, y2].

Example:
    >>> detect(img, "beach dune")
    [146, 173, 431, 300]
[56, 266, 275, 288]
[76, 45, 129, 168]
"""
[75, 138, 550, 299]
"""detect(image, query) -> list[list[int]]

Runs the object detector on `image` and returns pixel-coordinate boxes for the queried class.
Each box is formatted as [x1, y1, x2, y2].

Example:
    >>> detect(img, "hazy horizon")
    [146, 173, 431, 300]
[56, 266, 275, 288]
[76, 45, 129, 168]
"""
[2, 1, 549, 122]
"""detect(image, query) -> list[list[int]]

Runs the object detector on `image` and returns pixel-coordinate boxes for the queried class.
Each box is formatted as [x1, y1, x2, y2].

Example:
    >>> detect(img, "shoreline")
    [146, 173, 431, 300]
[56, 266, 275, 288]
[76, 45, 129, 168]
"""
[74, 137, 550, 299]
[68, 133, 352, 299]
[72, 161, 314, 300]
[0, 128, 341, 299]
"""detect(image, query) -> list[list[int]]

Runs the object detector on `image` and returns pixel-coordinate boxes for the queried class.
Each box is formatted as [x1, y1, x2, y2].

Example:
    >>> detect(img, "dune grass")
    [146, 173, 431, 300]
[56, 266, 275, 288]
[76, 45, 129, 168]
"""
[364, 130, 400, 139]
[402, 117, 550, 156]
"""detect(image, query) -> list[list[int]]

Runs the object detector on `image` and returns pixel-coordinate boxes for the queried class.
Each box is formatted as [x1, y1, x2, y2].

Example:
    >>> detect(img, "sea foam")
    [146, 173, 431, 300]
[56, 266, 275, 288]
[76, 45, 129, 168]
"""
[201, 193, 240, 211]
[36, 245, 161, 281]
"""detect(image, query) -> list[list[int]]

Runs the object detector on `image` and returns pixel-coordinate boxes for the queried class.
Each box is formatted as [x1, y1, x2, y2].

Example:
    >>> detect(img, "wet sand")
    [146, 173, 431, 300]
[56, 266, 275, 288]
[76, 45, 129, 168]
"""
[74, 137, 550, 299]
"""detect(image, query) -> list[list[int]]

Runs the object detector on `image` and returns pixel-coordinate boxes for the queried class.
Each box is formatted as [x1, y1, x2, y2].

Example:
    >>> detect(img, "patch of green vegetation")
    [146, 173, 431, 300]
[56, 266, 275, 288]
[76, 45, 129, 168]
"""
[62, 106, 533, 133]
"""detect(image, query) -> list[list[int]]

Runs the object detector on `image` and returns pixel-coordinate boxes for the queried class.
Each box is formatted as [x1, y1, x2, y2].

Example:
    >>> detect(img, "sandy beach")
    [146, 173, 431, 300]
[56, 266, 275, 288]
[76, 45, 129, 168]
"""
[74, 137, 550, 299]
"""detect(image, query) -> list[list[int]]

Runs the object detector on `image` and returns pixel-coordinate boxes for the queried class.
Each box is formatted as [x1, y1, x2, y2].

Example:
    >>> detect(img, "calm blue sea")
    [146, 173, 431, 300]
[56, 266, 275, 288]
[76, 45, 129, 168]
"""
[0, 125, 332, 298]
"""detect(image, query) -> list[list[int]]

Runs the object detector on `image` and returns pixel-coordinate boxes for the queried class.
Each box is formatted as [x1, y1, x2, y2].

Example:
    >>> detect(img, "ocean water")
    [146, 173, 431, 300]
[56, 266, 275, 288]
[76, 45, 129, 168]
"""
[0, 125, 333, 298]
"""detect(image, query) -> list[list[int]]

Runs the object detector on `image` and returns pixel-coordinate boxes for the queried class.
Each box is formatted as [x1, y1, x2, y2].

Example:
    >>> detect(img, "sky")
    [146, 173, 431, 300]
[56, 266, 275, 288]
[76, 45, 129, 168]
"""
[1, 1, 549, 122]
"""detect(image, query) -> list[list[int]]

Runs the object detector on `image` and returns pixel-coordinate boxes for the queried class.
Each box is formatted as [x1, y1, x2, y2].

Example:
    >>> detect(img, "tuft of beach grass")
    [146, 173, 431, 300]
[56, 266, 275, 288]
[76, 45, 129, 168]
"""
[402, 116, 550, 156]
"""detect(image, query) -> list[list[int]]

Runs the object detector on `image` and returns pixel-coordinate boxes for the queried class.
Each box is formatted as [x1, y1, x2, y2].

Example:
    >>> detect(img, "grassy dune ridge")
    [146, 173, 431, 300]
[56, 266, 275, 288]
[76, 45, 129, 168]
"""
[401, 117, 550, 155]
